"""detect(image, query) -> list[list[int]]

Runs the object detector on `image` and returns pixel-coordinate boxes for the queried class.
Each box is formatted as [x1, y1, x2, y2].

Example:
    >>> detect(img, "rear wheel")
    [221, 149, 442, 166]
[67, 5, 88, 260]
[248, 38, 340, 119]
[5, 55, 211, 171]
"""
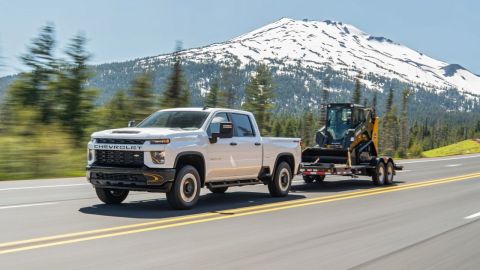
[384, 162, 395, 185]
[166, 165, 201, 210]
[95, 188, 129, 204]
[269, 162, 292, 197]
[208, 186, 228, 194]
[372, 162, 386, 186]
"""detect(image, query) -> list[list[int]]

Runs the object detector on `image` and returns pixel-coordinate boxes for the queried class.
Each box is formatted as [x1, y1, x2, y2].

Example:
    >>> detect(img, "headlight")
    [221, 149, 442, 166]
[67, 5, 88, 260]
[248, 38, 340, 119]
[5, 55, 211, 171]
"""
[88, 149, 94, 161]
[151, 151, 165, 164]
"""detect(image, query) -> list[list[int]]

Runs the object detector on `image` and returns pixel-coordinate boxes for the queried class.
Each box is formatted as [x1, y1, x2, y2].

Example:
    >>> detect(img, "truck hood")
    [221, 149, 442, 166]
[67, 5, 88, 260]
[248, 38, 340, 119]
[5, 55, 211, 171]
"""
[91, 127, 204, 139]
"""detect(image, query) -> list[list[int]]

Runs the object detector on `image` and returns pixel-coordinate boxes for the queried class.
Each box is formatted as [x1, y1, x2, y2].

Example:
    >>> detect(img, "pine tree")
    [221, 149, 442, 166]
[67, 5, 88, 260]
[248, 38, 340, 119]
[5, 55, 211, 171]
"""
[381, 87, 397, 156]
[129, 73, 155, 120]
[57, 33, 97, 141]
[243, 64, 275, 135]
[272, 119, 283, 137]
[160, 48, 190, 109]
[204, 80, 220, 107]
[283, 118, 296, 137]
[219, 64, 237, 108]
[303, 110, 314, 146]
[320, 76, 330, 124]
[398, 88, 411, 157]
[372, 91, 378, 113]
[352, 72, 362, 104]
[11, 24, 57, 123]
[102, 90, 131, 128]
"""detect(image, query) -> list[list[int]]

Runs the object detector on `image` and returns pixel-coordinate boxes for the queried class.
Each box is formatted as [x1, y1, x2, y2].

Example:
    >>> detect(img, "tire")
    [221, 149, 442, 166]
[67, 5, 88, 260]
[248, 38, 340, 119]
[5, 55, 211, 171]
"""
[372, 162, 386, 186]
[268, 161, 292, 197]
[303, 175, 315, 183]
[303, 175, 326, 183]
[166, 165, 201, 210]
[208, 186, 228, 194]
[384, 161, 395, 185]
[315, 175, 326, 183]
[95, 188, 129, 204]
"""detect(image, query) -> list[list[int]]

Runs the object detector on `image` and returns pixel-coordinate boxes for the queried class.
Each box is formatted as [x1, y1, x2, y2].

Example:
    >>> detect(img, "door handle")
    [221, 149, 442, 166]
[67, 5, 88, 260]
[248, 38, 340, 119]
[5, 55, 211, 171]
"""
[254, 142, 261, 146]
[230, 142, 238, 146]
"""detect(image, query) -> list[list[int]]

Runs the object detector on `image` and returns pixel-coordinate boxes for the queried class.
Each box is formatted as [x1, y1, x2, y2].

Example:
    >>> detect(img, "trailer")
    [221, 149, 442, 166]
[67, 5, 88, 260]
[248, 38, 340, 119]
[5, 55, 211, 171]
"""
[299, 103, 403, 185]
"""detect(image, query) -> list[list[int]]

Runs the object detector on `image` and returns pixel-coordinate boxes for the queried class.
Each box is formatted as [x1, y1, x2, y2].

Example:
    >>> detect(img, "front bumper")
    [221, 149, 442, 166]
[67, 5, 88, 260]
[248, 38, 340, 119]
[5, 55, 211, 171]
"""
[86, 165, 175, 192]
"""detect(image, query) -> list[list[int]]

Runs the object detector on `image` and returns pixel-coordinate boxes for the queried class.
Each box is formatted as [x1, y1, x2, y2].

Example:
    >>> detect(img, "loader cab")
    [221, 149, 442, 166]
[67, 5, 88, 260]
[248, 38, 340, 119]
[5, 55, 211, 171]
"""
[325, 104, 365, 145]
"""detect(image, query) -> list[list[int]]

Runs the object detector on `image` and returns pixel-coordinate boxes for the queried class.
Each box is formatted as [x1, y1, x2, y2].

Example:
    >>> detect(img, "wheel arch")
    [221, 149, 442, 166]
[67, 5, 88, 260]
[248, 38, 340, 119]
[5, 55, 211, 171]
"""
[174, 151, 206, 187]
[273, 153, 296, 176]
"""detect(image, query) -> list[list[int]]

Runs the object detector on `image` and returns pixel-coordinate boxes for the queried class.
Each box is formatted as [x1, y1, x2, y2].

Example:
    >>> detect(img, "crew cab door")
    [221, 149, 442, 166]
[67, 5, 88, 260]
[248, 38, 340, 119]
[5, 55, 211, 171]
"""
[206, 112, 237, 181]
[229, 113, 263, 178]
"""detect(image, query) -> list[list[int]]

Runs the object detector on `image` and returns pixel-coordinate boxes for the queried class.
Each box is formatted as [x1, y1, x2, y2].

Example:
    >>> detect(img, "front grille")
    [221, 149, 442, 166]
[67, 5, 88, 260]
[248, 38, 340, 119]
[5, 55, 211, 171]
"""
[96, 138, 146, 144]
[91, 172, 146, 182]
[95, 150, 144, 167]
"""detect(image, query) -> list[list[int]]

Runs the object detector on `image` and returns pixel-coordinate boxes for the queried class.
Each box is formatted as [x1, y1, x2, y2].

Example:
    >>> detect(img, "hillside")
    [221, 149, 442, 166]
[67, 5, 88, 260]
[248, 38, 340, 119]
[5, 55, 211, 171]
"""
[1, 18, 480, 123]
[422, 139, 480, 157]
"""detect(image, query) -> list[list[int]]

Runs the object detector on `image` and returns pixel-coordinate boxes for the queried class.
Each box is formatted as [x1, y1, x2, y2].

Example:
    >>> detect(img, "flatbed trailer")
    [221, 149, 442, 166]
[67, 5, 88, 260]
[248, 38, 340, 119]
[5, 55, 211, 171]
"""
[297, 103, 404, 186]
[299, 154, 403, 185]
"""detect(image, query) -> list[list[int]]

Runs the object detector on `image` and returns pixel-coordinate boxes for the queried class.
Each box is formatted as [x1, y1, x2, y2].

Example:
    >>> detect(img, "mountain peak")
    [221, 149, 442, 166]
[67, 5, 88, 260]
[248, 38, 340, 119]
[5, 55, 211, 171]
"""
[147, 18, 480, 95]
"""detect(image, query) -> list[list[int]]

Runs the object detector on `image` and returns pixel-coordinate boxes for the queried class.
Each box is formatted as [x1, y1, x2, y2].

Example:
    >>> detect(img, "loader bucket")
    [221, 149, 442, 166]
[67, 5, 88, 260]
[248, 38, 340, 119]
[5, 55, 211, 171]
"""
[302, 147, 349, 164]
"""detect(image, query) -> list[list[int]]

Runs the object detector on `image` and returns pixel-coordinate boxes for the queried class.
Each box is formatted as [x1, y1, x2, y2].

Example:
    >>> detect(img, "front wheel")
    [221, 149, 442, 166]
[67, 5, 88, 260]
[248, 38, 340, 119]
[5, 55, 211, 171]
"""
[269, 162, 292, 197]
[95, 188, 129, 204]
[166, 165, 201, 210]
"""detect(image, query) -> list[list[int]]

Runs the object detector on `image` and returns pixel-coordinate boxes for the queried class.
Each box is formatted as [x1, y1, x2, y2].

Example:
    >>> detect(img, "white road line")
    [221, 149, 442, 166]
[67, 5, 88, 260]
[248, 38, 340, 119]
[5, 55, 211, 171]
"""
[0, 183, 89, 192]
[0, 202, 58, 210]
[397, 154, 480, 164]
[465, 211, 480, 220]
[446, 164, 462, 167]
[396, 170, 412, 173]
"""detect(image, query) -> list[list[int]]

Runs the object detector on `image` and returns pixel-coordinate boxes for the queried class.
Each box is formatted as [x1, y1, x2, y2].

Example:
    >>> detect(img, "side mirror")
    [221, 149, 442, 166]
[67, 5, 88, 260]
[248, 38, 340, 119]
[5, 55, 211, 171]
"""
[128, 120, 137, 127]
[210, 122, 233, 143]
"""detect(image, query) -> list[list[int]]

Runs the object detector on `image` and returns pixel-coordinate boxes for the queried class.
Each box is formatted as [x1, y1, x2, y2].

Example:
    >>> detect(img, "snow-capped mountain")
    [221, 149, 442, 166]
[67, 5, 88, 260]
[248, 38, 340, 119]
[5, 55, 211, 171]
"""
[139, 18, 480, 96]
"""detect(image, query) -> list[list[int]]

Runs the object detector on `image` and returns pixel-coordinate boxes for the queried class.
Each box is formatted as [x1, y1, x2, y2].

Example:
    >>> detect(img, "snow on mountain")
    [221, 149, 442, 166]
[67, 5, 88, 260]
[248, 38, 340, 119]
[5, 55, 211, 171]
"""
[138, 18, 480, 96]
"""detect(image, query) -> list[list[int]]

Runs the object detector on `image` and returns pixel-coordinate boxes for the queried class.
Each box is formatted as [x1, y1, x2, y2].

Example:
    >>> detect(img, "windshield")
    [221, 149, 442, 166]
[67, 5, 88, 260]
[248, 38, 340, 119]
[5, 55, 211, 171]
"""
[326, 107, 352, 141]
[137, 111, 209, 129]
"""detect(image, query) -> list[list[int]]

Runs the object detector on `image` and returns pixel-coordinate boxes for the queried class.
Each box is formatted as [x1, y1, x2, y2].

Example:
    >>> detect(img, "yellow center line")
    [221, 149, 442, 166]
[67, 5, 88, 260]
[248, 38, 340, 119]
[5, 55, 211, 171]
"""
[0, 172, 479, 255]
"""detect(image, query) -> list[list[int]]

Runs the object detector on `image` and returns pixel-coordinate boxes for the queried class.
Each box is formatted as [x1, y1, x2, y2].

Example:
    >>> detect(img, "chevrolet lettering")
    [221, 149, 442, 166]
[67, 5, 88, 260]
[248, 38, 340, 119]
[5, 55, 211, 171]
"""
[93, 144, 143, 151]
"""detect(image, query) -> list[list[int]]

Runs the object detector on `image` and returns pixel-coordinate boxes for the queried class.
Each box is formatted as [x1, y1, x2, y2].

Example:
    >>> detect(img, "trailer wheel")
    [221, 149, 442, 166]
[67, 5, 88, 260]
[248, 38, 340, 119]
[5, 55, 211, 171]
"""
[315, 175, 326, 183]
[166, 165, 201, 210]
[372, 162, 386, 186]
[269, 162, 292, 197]
[303, 175, 315, 183]
[385, 162, 395, 185]
[208, 186, 228, 194]
[95, 188, 129, 204]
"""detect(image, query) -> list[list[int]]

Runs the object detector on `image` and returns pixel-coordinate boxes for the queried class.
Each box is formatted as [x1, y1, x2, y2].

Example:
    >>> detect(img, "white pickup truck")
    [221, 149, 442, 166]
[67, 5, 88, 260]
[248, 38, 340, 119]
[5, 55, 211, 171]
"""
[87, 108, 301, 209]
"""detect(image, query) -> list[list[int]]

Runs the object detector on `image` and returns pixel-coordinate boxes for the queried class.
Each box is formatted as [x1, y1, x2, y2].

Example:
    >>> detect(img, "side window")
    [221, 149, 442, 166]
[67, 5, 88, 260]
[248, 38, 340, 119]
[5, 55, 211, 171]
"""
[231, 113, 255, 137]
[207, 112, 229, 136]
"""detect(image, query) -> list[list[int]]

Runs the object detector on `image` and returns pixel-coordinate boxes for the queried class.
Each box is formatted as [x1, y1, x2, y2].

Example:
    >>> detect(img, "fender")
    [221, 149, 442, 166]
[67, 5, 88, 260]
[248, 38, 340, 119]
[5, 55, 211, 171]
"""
[174, 151, 206, 185]
[273, 152, 296, 176]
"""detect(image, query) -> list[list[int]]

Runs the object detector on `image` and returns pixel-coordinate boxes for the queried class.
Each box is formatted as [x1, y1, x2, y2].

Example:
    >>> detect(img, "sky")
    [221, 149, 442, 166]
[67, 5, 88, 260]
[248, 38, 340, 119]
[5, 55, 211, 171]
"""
[0, 0, 479, 77]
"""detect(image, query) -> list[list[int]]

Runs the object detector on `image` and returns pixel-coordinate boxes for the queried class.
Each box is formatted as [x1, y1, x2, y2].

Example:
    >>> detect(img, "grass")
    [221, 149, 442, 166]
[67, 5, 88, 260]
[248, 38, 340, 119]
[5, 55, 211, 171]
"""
[0, 129, 86, 181]
[422, 139, 480, 158]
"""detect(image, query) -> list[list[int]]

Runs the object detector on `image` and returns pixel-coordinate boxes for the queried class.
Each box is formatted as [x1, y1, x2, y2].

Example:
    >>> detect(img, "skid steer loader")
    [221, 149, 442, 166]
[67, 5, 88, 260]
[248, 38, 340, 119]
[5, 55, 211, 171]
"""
[299, 103, 403, 185]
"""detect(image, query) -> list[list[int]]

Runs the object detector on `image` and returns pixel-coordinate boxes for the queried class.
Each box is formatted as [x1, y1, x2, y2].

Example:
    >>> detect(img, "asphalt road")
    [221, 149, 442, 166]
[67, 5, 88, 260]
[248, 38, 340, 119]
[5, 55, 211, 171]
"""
[1, 154, 480, 269]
